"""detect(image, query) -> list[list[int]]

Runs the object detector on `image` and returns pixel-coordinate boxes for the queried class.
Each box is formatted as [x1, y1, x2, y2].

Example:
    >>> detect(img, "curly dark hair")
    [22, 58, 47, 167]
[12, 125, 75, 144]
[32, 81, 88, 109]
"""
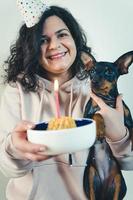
[4, 6, 91, 92]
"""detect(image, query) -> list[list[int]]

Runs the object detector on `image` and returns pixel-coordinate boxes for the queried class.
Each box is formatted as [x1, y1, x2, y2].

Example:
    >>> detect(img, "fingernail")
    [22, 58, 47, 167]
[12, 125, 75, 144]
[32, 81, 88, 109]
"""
[27, 124, 35, 129]
[26, 153, 32, 160]
[39, 146, 46, 151]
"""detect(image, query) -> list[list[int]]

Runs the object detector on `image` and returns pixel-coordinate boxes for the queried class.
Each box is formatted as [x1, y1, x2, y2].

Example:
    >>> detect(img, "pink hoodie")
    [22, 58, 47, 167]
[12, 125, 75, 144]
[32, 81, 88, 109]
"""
[0, 76, 132, 200]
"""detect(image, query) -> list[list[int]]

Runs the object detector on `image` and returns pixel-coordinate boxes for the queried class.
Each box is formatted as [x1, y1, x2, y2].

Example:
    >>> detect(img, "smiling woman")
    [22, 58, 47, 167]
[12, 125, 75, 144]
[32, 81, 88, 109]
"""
[0, 1, 133, 200]
[3, 5, 90, 92]
[0, 5, 93, 200]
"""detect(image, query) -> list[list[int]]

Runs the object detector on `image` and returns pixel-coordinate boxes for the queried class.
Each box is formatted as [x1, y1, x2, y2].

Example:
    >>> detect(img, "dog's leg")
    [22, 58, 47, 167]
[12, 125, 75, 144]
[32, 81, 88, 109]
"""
[88, 166, 96, 200]
[92, 113, 105, 139]
[91, 113, 127, 200]
[113, 174, 121, 200]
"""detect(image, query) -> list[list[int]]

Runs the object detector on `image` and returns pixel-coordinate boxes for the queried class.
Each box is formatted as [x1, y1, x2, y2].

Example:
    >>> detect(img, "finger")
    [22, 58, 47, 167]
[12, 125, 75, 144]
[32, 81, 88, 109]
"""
[90, 92, 107, 109]
[14, 120, 35, 132]
[25, 152, 52, 162]
[12, 128, 47, 154]
[13, 133, 47, 154]
[115, 94, 124, 115]
[12, 120, 46, 153]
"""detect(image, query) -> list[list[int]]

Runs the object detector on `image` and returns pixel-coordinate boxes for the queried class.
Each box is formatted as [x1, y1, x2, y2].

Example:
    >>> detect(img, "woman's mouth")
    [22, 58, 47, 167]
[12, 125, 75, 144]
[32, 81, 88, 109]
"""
[47, 52, 67, 60]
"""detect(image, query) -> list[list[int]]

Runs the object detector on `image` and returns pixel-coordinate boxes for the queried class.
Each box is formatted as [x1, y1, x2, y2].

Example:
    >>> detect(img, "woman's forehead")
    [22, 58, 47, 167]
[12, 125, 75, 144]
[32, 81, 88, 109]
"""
[42, 16, 69, 35]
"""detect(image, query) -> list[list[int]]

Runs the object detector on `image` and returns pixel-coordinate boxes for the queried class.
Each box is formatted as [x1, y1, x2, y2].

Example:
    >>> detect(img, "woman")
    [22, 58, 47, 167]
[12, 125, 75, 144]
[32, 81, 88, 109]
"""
[0, 6, 132, 200]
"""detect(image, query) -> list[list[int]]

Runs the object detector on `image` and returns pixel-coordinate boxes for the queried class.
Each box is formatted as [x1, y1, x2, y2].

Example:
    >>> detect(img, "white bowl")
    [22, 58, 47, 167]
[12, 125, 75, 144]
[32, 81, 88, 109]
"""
[27, 118, 96, 155]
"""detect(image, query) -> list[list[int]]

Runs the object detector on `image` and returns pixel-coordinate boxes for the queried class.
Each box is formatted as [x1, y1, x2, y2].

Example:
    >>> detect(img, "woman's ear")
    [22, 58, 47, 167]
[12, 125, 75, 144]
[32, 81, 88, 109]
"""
[81, 52, 96, 71]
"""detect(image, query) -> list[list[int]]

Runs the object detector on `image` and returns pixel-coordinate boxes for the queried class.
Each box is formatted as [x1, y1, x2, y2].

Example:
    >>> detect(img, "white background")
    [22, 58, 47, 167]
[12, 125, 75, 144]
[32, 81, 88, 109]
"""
[0, 0, 133, 199]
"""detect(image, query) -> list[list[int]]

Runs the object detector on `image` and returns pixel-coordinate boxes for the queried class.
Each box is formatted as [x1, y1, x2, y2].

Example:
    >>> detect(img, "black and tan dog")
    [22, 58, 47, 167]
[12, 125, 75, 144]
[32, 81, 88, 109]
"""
[81, 51, 133, 200]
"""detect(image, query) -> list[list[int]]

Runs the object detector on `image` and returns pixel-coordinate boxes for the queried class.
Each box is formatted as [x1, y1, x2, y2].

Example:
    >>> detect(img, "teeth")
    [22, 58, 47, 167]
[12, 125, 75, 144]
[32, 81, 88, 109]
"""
[49, 52, 66, 59]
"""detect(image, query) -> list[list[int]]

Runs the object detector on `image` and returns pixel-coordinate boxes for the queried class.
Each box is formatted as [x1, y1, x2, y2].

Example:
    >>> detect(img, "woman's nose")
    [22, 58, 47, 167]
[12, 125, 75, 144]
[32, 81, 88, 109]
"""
[48, 37, 60, 49]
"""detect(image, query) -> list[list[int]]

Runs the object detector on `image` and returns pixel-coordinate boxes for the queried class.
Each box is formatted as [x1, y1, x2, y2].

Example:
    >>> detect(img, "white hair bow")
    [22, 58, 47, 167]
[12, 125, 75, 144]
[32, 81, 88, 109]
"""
[16, 0, 50, 28]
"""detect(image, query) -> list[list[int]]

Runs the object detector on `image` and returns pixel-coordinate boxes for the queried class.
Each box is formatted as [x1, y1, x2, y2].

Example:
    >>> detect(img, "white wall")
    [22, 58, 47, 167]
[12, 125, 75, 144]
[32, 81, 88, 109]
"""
[0, 0, 133, 199]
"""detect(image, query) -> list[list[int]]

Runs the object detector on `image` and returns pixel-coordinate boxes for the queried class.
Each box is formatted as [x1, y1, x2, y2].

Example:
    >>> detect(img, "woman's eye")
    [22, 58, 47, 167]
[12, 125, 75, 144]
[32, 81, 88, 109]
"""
[40, 37, 49, 45]
[58, 33, 68, 38]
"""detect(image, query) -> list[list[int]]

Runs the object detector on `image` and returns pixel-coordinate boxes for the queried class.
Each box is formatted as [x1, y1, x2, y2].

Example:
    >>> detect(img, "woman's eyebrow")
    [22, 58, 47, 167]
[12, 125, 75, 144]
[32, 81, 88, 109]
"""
[42, 28, 70, 37]
[56, 28, 70, 34]
[41, 35, 48, 38]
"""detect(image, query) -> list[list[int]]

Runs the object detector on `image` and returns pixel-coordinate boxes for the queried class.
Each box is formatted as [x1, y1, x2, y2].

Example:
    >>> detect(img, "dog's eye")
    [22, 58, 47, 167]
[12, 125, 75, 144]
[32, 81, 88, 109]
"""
[105, 68, 113, 75]
[89, 68, 95, 75]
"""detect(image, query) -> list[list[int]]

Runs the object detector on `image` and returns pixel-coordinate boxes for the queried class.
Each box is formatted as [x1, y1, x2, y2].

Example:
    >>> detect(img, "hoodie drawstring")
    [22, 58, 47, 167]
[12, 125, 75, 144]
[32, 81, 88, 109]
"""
[68, 82, 74, 166]
[68, 82, 74, 117]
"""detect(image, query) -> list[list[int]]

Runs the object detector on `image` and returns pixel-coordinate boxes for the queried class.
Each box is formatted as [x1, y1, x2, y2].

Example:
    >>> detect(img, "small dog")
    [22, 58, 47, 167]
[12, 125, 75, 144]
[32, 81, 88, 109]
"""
[81, 51, 133, 200]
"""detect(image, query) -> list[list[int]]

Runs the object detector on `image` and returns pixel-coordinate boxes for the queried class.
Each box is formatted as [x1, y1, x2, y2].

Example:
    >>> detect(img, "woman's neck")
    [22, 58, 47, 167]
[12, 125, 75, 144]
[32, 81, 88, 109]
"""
[46, 71, 73, 85]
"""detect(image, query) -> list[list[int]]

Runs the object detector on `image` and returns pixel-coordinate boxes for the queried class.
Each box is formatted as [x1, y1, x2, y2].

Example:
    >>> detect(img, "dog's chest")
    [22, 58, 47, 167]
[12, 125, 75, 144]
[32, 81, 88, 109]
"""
[84, 97, 116, 118]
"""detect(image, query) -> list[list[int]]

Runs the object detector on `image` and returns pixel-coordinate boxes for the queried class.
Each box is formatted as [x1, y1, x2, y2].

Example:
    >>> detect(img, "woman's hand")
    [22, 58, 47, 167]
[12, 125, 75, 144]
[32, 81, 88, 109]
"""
[11, 121, 52, 161]
[90, 92, 126, 141]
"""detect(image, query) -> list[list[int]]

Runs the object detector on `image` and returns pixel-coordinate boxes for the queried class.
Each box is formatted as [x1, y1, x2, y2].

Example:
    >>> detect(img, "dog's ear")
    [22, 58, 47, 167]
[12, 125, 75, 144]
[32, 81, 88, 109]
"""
[114, 51, 133, 75]
[81, 52, 96, 71]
